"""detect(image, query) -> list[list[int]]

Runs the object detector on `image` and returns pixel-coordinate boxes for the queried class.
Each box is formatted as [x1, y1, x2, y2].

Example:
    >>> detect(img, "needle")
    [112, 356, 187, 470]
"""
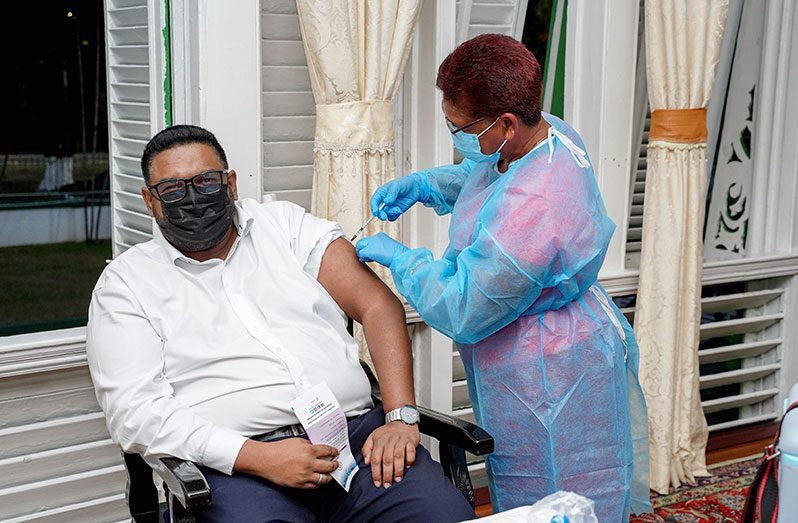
[350, 203, 385, 242]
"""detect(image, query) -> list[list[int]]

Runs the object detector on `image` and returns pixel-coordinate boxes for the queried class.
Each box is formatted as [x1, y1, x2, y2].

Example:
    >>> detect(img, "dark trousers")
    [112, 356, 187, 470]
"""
[196, 406, 476, 522]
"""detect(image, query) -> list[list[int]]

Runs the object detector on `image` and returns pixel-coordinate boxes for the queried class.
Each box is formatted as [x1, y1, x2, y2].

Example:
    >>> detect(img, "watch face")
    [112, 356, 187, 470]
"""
[401, 406, 420, 424]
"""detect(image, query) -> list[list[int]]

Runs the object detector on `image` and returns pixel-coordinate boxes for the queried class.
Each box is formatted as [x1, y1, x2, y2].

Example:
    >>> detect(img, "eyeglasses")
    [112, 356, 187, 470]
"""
[148, 170, 229, 204]
[445, 116, 486, 135]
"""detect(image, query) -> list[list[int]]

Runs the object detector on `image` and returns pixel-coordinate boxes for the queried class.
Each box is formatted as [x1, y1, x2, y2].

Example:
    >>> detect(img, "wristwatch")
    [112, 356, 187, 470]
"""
[385, 405, 420, 426]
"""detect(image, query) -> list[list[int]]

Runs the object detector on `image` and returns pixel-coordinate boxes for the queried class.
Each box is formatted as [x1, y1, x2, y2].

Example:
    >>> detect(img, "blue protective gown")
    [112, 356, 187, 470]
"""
[390, 114, 651, 520]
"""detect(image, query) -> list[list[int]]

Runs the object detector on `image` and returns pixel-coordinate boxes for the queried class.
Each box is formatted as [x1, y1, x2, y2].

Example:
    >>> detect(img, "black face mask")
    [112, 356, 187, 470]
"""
[156, 185, 235, 253]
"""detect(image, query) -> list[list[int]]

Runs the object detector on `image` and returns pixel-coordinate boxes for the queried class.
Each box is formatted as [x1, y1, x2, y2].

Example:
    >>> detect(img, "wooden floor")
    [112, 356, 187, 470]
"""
[705, 437, 770, 466]
[473, 437, 771, 517]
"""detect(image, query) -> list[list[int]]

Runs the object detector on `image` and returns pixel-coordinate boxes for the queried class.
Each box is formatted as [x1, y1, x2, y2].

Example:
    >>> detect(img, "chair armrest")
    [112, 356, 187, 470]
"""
[417, 406, 494, 456]
[145, 456, 211, 512]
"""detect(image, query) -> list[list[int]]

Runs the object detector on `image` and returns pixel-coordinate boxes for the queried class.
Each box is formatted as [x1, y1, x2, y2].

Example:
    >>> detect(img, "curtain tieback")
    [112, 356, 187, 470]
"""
[315, 100, 394, 153]
[649, 108, 707, 145]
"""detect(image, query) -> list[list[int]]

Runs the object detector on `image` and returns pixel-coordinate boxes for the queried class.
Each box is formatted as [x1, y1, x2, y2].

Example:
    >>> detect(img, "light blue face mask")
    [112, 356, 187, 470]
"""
[451, 117, 508, 164]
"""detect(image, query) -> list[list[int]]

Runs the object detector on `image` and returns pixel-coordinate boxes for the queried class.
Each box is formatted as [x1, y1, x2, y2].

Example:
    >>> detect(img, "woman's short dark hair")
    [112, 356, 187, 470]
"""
[436, 34, 543, 127]
[141, 125, 228, 184]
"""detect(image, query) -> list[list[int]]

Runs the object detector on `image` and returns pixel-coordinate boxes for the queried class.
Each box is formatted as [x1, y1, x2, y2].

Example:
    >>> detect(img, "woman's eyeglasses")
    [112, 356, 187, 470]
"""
[148, 170, 229, 204]
[445, 117, 486, 135]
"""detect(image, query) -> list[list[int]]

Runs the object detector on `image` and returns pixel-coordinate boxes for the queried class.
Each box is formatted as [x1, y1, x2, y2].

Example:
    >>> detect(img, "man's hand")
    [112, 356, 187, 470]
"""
[234, 438, 340, 489]
[362, 422, 421, 488]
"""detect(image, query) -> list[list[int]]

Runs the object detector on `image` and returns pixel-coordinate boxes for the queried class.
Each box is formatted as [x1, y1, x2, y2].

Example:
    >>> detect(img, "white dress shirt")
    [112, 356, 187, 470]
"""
[86, 198, 373, 474]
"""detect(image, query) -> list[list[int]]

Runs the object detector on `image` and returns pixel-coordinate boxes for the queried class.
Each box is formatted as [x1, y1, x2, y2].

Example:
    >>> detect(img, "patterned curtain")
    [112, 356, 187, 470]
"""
[295, 0, 421, 236]
[295, 0, 423, 355]
[635, 0, 730, 494]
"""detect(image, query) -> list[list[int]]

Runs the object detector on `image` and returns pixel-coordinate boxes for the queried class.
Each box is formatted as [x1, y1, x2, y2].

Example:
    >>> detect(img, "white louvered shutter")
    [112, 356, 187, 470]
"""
[624, 0, 648, 269]
[698, 283, 784, 431]
[260, 0, 315, 210]
[456, 0, 529, 43]
[614, 279, 786, 432]
[625, 108, 649, 268]
[105, 0, 169, 256]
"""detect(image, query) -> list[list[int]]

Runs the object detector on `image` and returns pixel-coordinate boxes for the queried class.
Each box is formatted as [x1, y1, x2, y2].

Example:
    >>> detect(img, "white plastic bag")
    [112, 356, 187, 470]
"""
[464, 491, 599, 523]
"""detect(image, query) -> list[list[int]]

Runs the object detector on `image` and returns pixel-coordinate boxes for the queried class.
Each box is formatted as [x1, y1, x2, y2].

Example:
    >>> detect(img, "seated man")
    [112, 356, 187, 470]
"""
[86, 125, 475, 522]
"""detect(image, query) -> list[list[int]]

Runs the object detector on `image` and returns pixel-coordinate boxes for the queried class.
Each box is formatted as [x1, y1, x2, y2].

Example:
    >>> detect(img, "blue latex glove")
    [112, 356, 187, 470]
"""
[370, 173, 431, 221]
[355, 232, 409, 268]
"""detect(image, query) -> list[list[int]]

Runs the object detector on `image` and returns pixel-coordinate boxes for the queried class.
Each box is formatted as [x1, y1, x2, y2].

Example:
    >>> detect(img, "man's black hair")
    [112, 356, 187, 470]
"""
[140, 124, 228, 184]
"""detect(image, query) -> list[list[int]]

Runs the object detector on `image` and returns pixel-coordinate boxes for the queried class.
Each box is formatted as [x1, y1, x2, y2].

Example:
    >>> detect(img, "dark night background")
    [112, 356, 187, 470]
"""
[1, 1, 107, 156]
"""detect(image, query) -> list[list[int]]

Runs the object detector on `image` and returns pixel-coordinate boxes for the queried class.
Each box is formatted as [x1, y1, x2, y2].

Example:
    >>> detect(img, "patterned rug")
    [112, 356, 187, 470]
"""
[630, 457, 760, 522]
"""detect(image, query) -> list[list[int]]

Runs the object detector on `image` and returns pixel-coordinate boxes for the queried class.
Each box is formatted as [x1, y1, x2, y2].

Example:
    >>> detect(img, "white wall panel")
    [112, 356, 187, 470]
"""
[0, 332, 127, 521]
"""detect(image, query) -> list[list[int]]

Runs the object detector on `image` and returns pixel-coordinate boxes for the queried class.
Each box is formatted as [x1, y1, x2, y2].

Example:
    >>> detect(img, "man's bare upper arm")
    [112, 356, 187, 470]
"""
[317, 237, 400, 324]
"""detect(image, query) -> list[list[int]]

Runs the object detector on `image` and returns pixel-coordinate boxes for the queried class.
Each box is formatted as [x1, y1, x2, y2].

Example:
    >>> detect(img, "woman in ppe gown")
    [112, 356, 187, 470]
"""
[355, 34, 652, 521]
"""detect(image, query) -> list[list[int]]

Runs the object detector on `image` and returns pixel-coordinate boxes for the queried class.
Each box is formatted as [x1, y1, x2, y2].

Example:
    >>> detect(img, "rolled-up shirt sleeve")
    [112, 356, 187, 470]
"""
[86, 273, 248, 474]
[277, 201, 344, 278]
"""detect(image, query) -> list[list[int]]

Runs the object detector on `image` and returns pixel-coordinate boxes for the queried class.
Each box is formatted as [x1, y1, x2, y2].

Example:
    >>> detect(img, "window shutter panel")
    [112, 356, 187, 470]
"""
[105, 0, 170, 256]
[614, 281, 785, 432]
[261, 0, 315, 210]
[625, 108, 649, 268]
[456, 0, 528, 43]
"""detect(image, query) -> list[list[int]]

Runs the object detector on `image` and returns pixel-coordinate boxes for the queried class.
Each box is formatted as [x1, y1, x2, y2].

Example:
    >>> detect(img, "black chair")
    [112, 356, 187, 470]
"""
[122, 363, 494, 522]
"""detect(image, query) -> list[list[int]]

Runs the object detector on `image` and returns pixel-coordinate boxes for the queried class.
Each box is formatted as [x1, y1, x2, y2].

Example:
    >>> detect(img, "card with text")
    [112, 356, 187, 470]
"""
[290, 382, 358, 491]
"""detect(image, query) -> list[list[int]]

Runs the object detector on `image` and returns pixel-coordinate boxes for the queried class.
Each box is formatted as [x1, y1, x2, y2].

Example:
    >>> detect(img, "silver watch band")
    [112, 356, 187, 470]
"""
[385, 405, 419, 425]
[385, 407, 403, 424]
